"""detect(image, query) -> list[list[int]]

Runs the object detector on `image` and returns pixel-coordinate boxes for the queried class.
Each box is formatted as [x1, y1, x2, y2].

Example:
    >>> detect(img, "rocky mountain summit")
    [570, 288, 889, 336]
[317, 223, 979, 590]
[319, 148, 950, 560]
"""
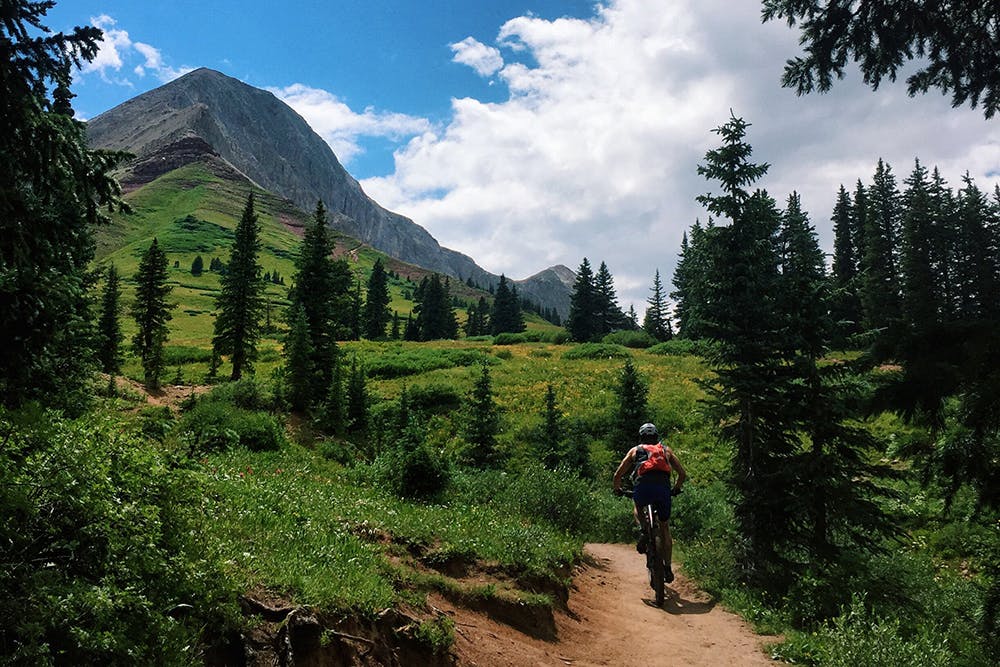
[86, 68, 573, 315]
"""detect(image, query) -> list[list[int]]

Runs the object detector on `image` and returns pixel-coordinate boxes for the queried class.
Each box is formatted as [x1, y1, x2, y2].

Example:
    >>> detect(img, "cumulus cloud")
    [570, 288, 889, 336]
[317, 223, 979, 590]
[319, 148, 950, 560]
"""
[450, 37, 504, 77]
[269, 84, 432, 165]
[361, 0, 1000, 312]
[80, 15, 192, 85]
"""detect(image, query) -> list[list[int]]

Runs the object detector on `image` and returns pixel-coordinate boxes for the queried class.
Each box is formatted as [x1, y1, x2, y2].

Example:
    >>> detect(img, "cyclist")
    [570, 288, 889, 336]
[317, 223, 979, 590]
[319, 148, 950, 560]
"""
[613, 422, 686, 583]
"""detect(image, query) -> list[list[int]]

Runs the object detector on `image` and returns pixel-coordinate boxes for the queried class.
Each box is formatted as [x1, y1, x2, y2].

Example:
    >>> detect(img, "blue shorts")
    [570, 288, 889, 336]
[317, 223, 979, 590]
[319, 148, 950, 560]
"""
[633, 482, 672, 521]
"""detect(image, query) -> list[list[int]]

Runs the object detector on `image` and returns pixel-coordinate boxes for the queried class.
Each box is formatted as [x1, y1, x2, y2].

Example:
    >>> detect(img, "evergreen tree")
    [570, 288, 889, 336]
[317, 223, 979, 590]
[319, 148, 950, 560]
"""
[695, 115, 800, 590]
[288, 201, 349, 400]
[612, 357, 649, 457]
[463, 363, 501, 468]
[929, 168, 958, 321]
[131, 239, 174, 389]
[390, 311, 401, 340]
[362, 258, 391, 339]
[540, 383, 563, 469]
[283, 304, 314, 412]
[490, 274, 525, 334]
[778, 192, 827, 355]
[861, 159, 903, 336]
[346, 355, 368, 435]
[97, 265, 124, 375]
[594, 261, 626, 336]
[0, 4, 126, 408]
[954, 174, 999, 321]
[321, 356, 345, 435]
[643, 269, 673, 341]
[191, 255, 204, 276]
[671, 220, 715, 339]
[413, 274, 458, 340]
[213, 192, 266, 381]
[900, 160, 942, 333]
[830, 185, 863, 343]
[566, 258, 598, 341]
[348, 277, 362, 340]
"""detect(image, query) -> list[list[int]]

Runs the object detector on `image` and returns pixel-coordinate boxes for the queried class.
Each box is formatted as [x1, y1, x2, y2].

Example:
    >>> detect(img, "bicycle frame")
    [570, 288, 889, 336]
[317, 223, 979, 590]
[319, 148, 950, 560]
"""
[620, 489, 666, 606]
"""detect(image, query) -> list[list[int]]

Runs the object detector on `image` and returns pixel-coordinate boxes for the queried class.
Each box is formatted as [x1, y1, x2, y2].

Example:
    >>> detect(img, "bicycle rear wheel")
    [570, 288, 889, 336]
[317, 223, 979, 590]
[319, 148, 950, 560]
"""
[647, 508, 665, 606]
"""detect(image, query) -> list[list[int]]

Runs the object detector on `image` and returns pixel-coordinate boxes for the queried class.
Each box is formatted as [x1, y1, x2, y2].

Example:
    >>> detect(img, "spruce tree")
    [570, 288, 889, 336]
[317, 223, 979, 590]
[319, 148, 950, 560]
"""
[0, 4, 126, 408]
[540, 383, 563, 469]
[348, 277, 362, 341]
[131, 239, 174, 389]
[191, 255, 204, 276]
[288, 201, 348, 400]
[594, 261, 625, 336]
[861, 159, 903, 336]
[566, 258, 598, 342]
[283, 304, 314, 412]
[213, 192, 266, 381]
[643, 269, 673, 341]
[362, 258, 391, 339]
[463, 363, 501, 468]
[612, 357, 649, 457]
[322, 357, 345, 435]
[490, 274, 525, 334]
[830, 185, 863, 343]
[671, 220, 715, 339]
[390, 311, 401, 340]
[346, 355, 368, 435]
[97, 265, 124, 375]
[954, 174, 998, 321]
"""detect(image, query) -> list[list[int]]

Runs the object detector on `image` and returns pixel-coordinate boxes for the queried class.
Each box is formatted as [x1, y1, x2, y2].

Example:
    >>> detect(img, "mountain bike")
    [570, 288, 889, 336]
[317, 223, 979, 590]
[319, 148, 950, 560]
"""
[617, 487, 680, 607]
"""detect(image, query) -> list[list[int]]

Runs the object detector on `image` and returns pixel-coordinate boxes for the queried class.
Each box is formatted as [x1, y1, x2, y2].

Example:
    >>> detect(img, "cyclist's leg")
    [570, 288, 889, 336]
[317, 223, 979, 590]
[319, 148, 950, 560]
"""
[660, 519, 674, 582]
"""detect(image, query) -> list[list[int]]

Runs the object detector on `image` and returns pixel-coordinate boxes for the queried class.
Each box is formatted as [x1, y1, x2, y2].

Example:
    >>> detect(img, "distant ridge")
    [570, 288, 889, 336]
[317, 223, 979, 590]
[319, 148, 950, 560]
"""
[86, 68, 574, 315]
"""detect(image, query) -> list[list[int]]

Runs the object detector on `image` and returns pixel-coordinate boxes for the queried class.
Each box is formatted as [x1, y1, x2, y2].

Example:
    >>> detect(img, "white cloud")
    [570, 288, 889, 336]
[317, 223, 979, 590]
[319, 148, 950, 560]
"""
[79, 16, 192, 85]
[361, 0, 1000, 313]
[269, 84, 432, 165]
[450, 37, 504, 77]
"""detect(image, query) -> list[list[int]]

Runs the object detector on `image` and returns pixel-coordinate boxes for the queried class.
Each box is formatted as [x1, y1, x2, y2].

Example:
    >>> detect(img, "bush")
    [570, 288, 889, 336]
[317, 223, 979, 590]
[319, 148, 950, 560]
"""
[602, 330, 657, 348]
[163, 345, 213, 365]
[373, 439, 451, 500]
[493, 332, 527, 345]
[366, 347, 494, 379]
[203, 377, 276, 411]
[177, 401, 286, 453]
[648, 339, 718, 357]
[0, 408, 237, 664]
[407, 383, 463, 414]
[539, 330, 570, 344]
[562, 343, 631, 360]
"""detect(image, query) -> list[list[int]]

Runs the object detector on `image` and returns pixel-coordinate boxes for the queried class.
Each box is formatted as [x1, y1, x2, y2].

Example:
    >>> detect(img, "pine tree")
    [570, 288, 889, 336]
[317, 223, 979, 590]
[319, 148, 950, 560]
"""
[594, 261, 625, 336]
[288, 201, 348, 400]
[612, 357, 649, 457]
[954, 174, 998, 321]
[346, 355, 368, 435]
[861, 159, 903, 336]
[0, 4, 126, 408]
[321, 356, 346, 435]
[413, 274, 458, 340]
[191, 255, 204, 276]
[131, 239, 174, 389]
[671, 220, 715, 339]
[348, 277, 362, 340]
[362, 258, 391, 339]
[566, 258, 598, 342]
[213, 192, 266, 381]
[778, 192, 827, 355]
[97, 265, 124, 375]
[643, 269, 673, 341]
[463, 363, 501, 468]
[490, 274, 525, 334]
[830, 185, 863, 344]
[540, 383, 563, 469]
[390, 311, 401, 340]
[283, 304, 314, 412]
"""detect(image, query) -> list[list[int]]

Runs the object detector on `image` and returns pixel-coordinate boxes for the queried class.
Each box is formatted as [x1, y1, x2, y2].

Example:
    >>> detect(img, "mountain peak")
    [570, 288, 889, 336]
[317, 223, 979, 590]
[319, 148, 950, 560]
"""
[86, 70, 574, 316]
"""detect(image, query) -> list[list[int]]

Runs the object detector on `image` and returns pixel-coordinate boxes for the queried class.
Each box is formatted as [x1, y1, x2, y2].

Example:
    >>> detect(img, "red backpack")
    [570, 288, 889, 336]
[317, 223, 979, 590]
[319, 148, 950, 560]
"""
[634, 443, 671, 478]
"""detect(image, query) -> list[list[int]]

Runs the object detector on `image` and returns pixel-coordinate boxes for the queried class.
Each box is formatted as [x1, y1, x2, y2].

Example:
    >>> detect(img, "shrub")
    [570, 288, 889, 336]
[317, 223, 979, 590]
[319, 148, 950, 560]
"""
[648, 339, 718, 357]
[163, 345, 213, 365]
[561, 343, 631, 360]
[0, 408, 237, 664]
[177, 401, 286, 453]
[366, 347, 494, 379]
[602, 330, 657, 348]
[373, 439, 451, 500]
[539, 330, 570, 344]
[407, 383, 463, 414]
[203, 377, 275, 411]
[493, 349, 513, 360]
[493, 332, 526, 345]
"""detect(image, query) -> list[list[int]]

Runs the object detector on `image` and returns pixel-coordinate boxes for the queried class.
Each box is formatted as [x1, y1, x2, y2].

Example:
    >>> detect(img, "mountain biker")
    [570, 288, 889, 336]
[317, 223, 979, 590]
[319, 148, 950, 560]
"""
[613, 422, 686, 583]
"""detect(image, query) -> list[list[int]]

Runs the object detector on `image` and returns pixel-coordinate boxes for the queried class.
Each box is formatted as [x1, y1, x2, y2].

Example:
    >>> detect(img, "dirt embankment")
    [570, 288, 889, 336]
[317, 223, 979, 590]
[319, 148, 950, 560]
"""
[441, 542, 776, 667]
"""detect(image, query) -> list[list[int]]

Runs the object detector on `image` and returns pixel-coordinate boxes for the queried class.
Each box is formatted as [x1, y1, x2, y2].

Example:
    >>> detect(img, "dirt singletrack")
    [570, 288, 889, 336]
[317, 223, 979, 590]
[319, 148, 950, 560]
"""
[439, 543, 776, 666]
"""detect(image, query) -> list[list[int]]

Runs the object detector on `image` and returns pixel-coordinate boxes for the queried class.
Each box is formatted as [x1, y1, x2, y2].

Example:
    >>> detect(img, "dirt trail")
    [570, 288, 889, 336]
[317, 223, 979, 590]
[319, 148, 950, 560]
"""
[439, 543, 776, 666]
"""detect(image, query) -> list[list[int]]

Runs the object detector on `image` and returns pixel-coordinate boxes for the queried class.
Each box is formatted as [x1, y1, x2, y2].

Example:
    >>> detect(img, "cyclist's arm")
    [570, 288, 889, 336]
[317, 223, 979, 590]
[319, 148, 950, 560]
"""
[613, 447, 636, 493]
[666, 447, 686, 493]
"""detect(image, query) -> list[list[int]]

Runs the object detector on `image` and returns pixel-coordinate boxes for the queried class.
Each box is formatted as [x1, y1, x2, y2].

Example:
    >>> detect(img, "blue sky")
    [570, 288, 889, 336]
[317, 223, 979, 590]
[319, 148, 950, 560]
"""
[49, 1, 1000, 312]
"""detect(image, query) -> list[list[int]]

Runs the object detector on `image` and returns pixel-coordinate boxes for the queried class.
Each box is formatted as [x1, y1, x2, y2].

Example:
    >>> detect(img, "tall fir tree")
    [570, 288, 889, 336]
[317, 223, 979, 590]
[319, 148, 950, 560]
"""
[362, 258, 391, 339]
[566, 258, 598, 342]
[97, 265, 124, 375]
[594, 261, 626, 336]
[830, 185, 863, 343]
[612, 357, 649, 457]
[0, 4, 126, 408]
[412, 274, 458, 340]
[213, 192, 266, 381]
[954, 174, 999, 321]
[283, 303, 314, 412]
[288, 201, 349, 401]
[861, 159, 903, 337]
[490, 274, 525, 334]
[346, 355, 369, 435]
[463, 363, 501, 468]
[131, 239, 174, 389]
[671, 220, 715, 339]
[643, 269, 673, 341]
[348, 277, 362, 341]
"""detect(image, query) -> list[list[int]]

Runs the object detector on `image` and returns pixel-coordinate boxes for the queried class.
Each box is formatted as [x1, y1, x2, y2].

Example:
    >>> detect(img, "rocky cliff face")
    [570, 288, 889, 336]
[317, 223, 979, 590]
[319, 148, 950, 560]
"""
[87, 68, 573, 315]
